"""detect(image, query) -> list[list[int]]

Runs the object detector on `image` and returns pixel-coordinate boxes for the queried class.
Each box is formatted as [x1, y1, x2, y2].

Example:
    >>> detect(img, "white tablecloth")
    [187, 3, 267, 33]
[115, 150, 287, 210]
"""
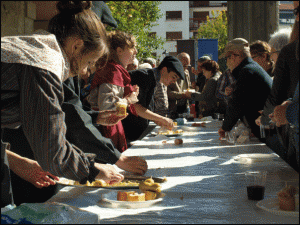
[47, 118, 299, 224]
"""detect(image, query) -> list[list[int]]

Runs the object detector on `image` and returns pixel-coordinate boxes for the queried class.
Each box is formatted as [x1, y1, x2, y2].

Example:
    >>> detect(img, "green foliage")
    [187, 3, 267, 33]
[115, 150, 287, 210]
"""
[106, 1, 165, 61]
[196, 10, 228, 57]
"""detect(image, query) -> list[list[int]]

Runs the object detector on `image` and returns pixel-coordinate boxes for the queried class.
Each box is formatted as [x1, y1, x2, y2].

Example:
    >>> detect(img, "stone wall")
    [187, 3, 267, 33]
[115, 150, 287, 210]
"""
[1, 1, 36, 37]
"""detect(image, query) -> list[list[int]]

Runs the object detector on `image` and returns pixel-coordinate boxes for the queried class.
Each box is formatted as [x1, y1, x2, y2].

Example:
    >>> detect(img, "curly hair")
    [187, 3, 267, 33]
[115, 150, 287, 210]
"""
[200, 60, 220, 74]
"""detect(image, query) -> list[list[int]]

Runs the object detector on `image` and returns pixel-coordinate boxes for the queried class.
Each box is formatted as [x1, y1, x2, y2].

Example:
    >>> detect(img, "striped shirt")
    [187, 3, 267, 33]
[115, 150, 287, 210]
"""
[153, 69, 169, 117]
[1, 30, 98, 182]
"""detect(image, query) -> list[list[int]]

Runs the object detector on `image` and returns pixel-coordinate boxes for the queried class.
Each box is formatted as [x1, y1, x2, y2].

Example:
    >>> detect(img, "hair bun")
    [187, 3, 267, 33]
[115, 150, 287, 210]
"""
[57, 1, 92, 15]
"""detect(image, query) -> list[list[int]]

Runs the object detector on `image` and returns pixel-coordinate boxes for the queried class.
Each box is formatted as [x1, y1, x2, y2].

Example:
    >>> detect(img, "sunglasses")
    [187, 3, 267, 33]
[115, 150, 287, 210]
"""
[225, 54, 240, 60]
[294, 6, 299, 16]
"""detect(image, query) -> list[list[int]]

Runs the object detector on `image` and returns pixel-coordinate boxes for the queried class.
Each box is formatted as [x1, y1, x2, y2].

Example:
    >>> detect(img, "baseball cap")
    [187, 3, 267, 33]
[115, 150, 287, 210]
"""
[92, 1, 118, 28]
[219, 38, 250, 59]
[198, 56, 211, 63]
[158, 56, 185, 80]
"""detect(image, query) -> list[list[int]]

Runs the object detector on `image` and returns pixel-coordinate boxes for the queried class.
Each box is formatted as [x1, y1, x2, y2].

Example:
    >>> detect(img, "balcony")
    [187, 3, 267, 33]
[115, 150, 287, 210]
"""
[189, 18, 206, 31]
[189, 1, 227, 8]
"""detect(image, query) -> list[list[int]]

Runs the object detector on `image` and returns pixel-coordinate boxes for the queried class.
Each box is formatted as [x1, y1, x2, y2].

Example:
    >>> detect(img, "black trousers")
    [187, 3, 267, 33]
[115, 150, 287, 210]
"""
[3, 127, 57, 206]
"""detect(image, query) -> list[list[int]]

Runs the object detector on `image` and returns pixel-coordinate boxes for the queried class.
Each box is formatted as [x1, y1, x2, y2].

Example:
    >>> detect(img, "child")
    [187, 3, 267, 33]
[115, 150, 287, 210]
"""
[88, 31, 139, 152]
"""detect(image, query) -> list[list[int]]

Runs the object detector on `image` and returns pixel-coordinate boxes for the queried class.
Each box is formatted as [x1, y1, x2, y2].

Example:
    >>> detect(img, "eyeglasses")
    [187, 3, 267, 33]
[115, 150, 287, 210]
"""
[225, 54, 240, 60]
[294, 6, 299, 16]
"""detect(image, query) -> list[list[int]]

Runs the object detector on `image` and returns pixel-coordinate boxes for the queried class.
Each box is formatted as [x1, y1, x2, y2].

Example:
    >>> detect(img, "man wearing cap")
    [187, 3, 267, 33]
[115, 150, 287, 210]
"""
[122, 56, 185, 143]
[217, 38, 273, 141]
[3, 1, 148, 206]
[167, 53, 192, 119]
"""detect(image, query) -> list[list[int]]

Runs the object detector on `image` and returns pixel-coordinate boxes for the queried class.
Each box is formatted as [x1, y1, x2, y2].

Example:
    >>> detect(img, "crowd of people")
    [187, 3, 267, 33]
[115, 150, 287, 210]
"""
[1, 0, 299, 209]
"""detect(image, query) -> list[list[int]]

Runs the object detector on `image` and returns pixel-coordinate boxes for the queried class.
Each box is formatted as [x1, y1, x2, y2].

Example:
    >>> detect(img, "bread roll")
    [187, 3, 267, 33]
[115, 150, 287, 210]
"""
[277, 185, 297, 211]
[174, 139, 183, 145]
[145, 191, 157, 201]
[128, 193, 145, 202]
[117, 191, 136, 201]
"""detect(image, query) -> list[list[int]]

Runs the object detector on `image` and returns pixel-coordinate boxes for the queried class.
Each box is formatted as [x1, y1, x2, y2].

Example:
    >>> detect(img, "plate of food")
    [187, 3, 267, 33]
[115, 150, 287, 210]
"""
[257, 186, 299, 217]
[100, 177, 165, 209]
[158, 129, 184, 137]
[57, 177, 141, 189]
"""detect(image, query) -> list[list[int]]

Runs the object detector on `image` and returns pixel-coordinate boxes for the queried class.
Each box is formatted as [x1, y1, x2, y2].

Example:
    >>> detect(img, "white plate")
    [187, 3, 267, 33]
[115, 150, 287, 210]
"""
[100, 190, 165, 209]
[181, 125, 201, 131]
[257, 197, 299, 217]
[233, 153, 279, 162]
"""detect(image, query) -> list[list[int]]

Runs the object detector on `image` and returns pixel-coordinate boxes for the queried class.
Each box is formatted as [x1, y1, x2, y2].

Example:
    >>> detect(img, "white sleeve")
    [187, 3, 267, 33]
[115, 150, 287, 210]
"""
[88, 83, 125, 111]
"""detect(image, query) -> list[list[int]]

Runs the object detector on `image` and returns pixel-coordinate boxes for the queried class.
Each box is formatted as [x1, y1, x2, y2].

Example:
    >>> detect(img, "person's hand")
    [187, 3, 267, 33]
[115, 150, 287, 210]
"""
[225, 86, 233, 96]
[271, 101, 292, 127]
[218, 127, 226, 139]
[96, 110, 128, 126]
[191, 81, 196, 89]
[115, 155, 148, 175]
[12, 158, 59, 188]
[94, 163, 124, 185]
[155, 117, 174, 130]
[132, 85, 139, 94]
[255, 110, 263, 126]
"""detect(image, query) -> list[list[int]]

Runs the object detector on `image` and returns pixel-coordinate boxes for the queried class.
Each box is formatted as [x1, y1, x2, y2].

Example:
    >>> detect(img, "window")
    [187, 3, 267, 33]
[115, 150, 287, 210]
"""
[166, 11, 182, 20]
[193, 11, 209, 23]
[166, 32, 182, 41]
[149, 32, 156, 38]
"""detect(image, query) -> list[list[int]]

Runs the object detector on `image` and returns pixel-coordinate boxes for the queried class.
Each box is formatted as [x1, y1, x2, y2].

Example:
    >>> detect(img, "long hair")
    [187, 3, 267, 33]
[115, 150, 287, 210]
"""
[48, 1, 108, 57]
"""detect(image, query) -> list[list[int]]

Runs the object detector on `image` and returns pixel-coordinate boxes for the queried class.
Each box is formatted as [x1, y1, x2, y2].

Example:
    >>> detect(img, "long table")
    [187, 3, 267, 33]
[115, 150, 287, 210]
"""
[47, 117, 299, 224]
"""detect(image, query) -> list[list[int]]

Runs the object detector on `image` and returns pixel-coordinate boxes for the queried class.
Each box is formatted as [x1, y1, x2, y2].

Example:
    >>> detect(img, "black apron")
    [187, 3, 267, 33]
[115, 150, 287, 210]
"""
[1, 129, 14, 208]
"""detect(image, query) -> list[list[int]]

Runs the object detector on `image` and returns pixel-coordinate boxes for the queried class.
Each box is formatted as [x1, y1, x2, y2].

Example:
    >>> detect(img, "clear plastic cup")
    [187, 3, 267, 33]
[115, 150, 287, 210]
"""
[115, 102, 128, 116]
[245, 171, 267, 200]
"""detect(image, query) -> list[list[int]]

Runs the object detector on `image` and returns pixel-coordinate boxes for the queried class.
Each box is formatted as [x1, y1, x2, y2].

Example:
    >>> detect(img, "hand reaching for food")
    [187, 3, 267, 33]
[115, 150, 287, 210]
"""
[94, 163, 124, 185]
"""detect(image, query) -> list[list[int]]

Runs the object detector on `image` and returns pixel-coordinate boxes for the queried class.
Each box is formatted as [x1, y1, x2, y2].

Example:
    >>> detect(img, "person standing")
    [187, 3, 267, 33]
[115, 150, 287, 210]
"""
[88, 31, 139, 153]
[1, 1, 124, 208]
[122, 56, 184, 143]
[167, 53, 192, 119]
[191, 56, 212, 117]
[217, 38, 273, 141]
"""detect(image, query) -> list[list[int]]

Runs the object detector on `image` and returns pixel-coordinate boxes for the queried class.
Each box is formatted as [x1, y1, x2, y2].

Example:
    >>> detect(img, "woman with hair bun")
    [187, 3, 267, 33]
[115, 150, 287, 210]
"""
[189, 60, 226, 118]
[1, 1, 124, 208]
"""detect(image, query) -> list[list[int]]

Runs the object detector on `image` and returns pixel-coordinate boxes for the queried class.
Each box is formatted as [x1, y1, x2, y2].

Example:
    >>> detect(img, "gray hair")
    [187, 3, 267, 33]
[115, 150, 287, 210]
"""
[177, 52, 190, 61]
[143, 57, 156, 67]
[132, 57, 139, 67]
[138, 63, 152, 69]
[268, 28, 292, 51]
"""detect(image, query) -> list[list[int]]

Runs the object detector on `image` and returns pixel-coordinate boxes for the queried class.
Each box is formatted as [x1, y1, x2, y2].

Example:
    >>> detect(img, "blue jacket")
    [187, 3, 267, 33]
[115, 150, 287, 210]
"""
[222, 57, 273, 138]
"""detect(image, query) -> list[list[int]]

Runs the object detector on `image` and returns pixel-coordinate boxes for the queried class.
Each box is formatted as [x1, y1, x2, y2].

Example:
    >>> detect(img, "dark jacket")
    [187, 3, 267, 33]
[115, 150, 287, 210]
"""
[122, 68, 157, 142]
[261, 40, 299, 125]
[191, 71, 225, 117]
[222, 57, 273, 139]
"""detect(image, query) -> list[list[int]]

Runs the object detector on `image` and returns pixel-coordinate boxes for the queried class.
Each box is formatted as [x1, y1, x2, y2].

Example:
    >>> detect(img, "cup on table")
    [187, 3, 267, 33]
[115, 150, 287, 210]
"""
[245, 171, 267, 201]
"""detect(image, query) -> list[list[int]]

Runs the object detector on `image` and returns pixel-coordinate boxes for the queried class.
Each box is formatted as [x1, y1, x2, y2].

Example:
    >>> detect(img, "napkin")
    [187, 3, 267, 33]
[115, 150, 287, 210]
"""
[1, 202, 99, 224]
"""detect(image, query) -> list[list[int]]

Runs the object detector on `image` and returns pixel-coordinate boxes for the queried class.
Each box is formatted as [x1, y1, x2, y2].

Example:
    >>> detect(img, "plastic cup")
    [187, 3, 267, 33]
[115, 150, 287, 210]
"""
[245, 171, 267, 200]
[115, 102, 128, 116]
